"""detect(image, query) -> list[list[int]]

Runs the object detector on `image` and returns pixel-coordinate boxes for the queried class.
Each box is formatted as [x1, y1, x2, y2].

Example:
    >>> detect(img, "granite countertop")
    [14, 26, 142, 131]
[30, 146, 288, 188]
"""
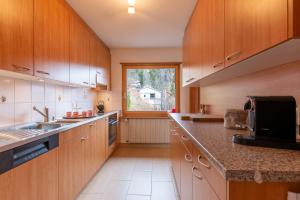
[169, 113, 300, 183]
[0, 111, 119, 153]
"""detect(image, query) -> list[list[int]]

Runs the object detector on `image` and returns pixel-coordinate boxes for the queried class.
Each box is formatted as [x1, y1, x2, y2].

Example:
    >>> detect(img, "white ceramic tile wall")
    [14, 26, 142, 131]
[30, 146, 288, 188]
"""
[0, 76, 97, 127]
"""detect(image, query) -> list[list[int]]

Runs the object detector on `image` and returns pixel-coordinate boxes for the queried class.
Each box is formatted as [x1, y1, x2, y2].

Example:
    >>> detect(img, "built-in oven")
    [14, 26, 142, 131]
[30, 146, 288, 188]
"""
[108, 113, 118, 146]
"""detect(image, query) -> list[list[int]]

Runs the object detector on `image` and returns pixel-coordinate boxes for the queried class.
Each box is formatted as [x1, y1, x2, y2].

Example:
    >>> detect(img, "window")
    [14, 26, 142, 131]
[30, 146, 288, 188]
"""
[122, 63, 180, 118]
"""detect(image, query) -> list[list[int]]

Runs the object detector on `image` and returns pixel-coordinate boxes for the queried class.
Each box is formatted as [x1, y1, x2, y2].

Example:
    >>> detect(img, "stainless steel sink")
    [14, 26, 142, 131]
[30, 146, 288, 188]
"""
[16, 122, 66, 131]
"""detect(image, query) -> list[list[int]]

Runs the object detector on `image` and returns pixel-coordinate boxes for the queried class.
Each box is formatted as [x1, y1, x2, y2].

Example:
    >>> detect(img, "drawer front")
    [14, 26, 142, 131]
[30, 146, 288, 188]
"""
[178, 130, 194, 155]
[193, 146, 226, 200]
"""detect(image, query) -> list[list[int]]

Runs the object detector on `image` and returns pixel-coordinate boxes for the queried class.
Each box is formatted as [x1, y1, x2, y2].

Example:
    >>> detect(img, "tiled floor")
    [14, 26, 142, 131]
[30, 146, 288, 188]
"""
[77, 144, 178, 200]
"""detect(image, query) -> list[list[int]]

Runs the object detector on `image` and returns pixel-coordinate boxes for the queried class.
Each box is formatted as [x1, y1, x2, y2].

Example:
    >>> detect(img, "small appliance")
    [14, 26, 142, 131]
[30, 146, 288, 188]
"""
[233, 96, 300, 150]
[97, 101, 105, 114]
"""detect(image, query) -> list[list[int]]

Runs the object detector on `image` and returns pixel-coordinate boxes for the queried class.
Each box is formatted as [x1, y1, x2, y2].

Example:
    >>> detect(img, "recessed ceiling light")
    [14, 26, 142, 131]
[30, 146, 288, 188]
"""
[128, 0, 136, 6]
[128, 6, 135, 14]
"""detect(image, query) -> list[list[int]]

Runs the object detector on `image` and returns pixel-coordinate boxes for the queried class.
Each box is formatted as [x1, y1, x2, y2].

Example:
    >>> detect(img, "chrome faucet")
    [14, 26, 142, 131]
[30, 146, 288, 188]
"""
[33, 106, 49, 122]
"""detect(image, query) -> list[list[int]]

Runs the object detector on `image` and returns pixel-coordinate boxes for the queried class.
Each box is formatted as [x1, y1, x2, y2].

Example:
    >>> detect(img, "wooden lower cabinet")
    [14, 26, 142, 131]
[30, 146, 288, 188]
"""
[192, 167, 219, 200]
[170, 119, 300, 200]
[170, 122, 181, 194]
[179, 140, 193, 200]
[0, 148, 59, 200]
[59, 126, 85, 200]
[59, 119, 107, 200]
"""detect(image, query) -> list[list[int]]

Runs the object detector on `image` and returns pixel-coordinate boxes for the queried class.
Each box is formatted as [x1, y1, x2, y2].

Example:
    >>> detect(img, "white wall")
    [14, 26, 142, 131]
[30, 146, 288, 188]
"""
[109, 48, 189, 113]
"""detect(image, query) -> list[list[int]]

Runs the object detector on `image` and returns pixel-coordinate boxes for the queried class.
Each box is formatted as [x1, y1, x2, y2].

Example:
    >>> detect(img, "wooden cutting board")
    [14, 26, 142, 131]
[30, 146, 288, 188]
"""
[181, 114, 224, 122]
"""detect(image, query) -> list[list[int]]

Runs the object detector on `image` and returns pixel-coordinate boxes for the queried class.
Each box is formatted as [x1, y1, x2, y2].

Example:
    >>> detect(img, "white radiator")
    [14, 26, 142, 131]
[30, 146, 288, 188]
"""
[120, 118, 170, 143]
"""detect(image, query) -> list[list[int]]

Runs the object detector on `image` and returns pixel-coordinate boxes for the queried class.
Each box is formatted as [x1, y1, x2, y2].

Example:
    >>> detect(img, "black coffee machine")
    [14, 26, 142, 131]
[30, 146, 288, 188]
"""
[233, 96, 300, 150]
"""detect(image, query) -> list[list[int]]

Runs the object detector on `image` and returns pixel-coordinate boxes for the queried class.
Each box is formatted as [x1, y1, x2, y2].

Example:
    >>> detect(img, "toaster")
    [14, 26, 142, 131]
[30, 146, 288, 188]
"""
[233, 96, 300, 150]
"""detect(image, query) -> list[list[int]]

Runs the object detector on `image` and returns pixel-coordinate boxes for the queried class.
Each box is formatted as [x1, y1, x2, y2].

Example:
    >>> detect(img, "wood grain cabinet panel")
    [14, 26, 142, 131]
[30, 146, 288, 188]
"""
[59, 120, 107, 200]
[59, 127, 85, 200]
[199, 0, 225, 77]
[0, 0, 33, 75]
[0, 149, 59, 200]
[95, 119, 107, 169]
[179, 139, 193, 200]
[192, 167, 219, 200]
[70, 11, 90, 86]
[225, 0, 288, 66]
[34, 0, 70, 82]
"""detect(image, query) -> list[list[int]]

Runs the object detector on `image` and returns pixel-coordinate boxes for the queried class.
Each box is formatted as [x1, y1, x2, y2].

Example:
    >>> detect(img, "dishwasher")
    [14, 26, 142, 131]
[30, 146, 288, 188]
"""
[0, 134, 58, 174]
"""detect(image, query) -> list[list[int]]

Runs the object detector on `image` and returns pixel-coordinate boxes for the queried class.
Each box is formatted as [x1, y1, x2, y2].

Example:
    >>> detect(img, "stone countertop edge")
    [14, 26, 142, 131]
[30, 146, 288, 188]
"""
[0, 111, 119, 153]
[168, 113, 300, 183]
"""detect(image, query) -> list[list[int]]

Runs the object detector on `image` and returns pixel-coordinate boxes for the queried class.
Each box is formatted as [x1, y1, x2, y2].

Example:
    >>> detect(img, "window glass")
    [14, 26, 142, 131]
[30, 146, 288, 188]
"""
[126, 68, 176, 111]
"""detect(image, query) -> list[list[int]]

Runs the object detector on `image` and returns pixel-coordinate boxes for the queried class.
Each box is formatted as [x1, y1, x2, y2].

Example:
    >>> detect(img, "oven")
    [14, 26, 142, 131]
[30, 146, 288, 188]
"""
[108, 113, 118, 146]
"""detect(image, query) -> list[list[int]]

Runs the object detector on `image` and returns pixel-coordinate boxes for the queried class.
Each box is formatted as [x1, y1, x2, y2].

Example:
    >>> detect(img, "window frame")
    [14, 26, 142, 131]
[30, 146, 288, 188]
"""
[122, 63, 181, 118]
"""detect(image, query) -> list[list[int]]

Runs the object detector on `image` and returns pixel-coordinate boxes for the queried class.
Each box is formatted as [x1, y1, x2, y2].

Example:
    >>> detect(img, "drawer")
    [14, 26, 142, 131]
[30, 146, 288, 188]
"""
[193, 146, 226, 200]
[178, 129, 193, 155]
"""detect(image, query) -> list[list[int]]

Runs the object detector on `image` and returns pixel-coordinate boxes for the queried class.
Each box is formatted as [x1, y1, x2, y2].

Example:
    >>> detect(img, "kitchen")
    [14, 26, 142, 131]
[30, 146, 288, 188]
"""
[0, 0, 300, 200]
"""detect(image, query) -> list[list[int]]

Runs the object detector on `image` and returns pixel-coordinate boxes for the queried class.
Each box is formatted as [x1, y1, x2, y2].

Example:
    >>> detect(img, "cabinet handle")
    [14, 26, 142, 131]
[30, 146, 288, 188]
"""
[83, 81, 89, 85]
[89, 123, 95, 127]
[36, 70, 50, 75]
[170, 131, 178, 136]
[184, 154, 193, 163]
[226, 51, 242, 62]
[81, 136, 89, 141]
[185, 77, 195, 83]
[213, 62, 224, 69]
[197, 155, 210, 169]
[181, 135, 189, 141]
[12, 64, 30, 72]
[192, 166, 203, 180]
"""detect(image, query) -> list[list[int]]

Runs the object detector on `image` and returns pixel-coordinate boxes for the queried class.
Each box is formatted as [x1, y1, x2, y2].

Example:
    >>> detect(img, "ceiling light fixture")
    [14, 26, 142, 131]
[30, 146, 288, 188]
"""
[128, 6, 135, 14]
[128, 0, 136, 6]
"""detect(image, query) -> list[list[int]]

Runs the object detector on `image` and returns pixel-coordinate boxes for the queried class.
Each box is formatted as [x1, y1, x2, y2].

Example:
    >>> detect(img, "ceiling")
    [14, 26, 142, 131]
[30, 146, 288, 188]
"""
[66, 0, 197, 48]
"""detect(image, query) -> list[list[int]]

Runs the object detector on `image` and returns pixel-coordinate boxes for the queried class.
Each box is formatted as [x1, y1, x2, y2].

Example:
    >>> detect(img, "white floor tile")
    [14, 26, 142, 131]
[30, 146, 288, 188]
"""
[126, 195, 151, 200]
[77, 193, 104, 200]
[151, 181, 177, 200]
[102, 181, 130, 200]
[128, 172, 152, 195]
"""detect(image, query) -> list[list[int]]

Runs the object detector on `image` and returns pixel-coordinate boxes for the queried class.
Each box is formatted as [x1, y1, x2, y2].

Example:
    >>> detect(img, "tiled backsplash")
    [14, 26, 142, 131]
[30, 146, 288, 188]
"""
[0, 76, 97, 127]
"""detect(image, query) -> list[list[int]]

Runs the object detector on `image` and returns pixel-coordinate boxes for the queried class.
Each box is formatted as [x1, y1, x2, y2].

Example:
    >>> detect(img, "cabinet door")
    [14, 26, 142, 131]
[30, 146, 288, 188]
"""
[0, 0, 33, 75]
[34, 0, 69, 82]
[225, 0, 288, 66]
[83, 123, 97, 182]
[182, 32, 191, 86]
[180, 141, 193, 200]
[59, 128, 85, 200]
[193, 166, 219, 200]
[95, 119, 107, 169]
[70, 11, 90, 86]
[200, 0, 224, 77]
[10, 149, 59, 200]
[89, 35, 99, 88]
[170, 130, 181, 194]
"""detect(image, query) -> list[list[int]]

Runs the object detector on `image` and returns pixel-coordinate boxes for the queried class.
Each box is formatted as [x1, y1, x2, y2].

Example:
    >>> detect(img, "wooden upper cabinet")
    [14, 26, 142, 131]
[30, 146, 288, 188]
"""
[34, 0, 70, 82]
[200, 0, 224, 77]
[182, 32, 191, 86]
[89, 34, 98, 88]
[0, 0, 33, 75]
[225, 0, 288, 66]
[70, 11, 90, 86]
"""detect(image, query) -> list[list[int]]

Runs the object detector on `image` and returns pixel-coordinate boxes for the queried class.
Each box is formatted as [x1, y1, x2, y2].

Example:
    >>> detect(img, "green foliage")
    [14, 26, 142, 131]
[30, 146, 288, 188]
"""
[127, 92, 131, 110]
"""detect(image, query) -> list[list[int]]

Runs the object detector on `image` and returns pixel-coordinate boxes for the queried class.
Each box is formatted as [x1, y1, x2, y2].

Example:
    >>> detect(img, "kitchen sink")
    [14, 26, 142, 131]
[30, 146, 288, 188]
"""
[16, 122, 66, 131]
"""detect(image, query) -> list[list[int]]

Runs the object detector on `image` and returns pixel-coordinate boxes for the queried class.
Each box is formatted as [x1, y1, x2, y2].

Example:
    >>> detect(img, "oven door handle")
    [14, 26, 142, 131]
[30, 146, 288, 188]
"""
[109, 120, 118, 126]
